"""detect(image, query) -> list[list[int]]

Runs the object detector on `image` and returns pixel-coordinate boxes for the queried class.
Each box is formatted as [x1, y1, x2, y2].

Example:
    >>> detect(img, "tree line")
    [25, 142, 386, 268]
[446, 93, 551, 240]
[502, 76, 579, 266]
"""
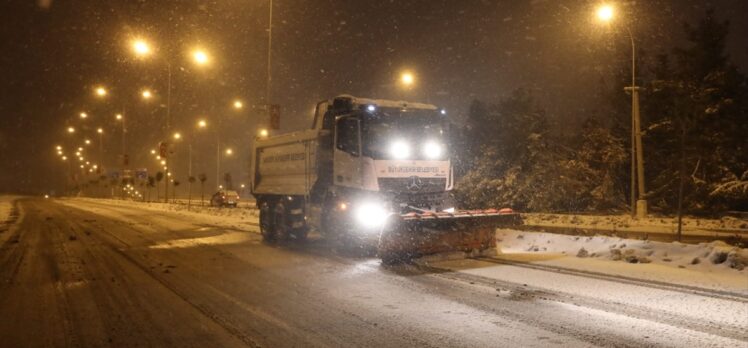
[453, 10, 747, 215]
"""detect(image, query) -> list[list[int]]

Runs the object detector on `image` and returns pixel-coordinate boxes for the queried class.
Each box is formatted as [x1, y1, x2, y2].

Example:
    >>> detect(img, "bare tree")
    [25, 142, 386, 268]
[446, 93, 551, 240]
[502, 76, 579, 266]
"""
[198, 173, 207, 206]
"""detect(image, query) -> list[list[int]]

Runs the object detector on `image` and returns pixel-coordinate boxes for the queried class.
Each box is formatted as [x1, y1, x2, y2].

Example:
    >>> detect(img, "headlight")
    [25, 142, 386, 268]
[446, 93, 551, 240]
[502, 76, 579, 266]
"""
[423, 141, 442, 159]
[355, 202, 388, 229]
[389, 140, 411, 159]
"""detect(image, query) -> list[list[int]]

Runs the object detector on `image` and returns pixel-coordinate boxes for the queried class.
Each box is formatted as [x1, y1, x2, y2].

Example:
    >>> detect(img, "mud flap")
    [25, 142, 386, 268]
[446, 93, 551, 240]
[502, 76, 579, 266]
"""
[377, 210, 522, 264]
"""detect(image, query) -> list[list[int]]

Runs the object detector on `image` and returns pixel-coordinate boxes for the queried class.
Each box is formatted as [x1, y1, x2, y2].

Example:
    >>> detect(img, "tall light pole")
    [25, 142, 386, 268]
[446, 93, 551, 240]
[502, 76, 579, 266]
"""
[130, 38, 210, 203]
[596, 4, 647, 218]
[96, 127, 104, 172]
[267, 0, 273, 105]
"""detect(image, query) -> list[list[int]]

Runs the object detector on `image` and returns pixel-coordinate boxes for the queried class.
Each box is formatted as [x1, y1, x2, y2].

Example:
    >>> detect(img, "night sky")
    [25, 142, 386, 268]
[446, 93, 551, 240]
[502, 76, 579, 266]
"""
[1, 0, 746, 194]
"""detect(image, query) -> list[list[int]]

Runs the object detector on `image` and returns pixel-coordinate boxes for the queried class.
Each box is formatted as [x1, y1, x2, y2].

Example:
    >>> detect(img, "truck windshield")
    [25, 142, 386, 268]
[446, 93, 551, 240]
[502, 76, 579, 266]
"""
[360, 109, 448, 160]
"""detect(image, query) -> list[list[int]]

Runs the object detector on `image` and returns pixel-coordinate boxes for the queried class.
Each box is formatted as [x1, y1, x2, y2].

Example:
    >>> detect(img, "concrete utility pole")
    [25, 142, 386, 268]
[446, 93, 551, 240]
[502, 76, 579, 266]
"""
[623, 25, 647, 218]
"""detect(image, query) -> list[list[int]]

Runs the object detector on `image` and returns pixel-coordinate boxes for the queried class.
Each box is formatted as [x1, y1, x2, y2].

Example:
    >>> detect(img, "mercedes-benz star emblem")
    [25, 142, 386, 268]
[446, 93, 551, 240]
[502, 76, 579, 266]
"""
[406, 176, 423, 192]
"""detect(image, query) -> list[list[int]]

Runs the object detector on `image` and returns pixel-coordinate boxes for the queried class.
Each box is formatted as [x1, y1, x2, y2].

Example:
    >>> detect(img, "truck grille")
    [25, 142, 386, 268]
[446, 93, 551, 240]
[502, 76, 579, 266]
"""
[377, 177, 447, 194]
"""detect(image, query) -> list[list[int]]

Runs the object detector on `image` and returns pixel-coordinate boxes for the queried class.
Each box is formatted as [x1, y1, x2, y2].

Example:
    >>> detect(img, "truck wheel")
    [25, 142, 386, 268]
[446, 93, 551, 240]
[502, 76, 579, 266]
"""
[273, 202, 290, 241]
[290, 228, 308, 242]
[288, 205, 308, 242]
[259, 201, 275, 242]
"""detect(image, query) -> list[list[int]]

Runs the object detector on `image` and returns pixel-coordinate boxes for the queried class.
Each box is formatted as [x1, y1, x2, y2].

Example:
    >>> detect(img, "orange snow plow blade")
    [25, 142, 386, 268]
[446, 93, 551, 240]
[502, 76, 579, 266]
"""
[377, 209, 522, 264]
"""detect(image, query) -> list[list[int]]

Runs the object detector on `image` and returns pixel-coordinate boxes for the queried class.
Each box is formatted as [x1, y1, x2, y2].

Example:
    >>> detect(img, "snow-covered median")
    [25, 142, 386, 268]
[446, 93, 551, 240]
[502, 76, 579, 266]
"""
[60, 198, 260, 233]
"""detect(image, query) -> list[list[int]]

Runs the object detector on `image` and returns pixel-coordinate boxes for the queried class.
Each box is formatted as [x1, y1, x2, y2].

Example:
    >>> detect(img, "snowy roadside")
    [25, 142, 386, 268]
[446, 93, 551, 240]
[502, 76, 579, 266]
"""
[0, 195, 15, 224]
[487, 229, 748, 292]
[0, 195, 21, 243]
[521, 212, 748, 238]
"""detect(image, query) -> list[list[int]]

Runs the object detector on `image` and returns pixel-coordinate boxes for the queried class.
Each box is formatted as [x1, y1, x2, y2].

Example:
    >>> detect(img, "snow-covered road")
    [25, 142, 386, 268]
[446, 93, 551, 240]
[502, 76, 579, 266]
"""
[1, 197, 746, 347]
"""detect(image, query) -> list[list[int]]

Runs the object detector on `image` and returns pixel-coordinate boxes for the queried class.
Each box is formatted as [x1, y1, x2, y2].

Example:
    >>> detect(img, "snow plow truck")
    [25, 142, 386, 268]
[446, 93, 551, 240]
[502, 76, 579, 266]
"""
[250, 95, 521, 263]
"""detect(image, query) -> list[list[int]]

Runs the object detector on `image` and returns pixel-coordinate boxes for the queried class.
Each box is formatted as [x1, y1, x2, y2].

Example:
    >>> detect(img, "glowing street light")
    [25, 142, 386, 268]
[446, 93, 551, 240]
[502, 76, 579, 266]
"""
[197, 119, 207, 128]
[97, 128, 103, 134]
[596, 4, 614, 22]
[192, 49, 209, 65]
[233, 100, 243, 109]
[95, 86, 107, 97]
[62, 156, 67, 161]
[67, 126, 75, 133]
[225, 148, 233, 156]
[258, 128, 269, 137]
[141, 89, 152, 99]
[151, 149, 156, 154]
[115, 113, 123, 120]
[79, 112, 88, 119]
[400, 71, 415, 87]
[56, 145, 62, 150]
[173, 132, 182, 140]
[85, 139, 91, 145]
[132, 39, 151, 57]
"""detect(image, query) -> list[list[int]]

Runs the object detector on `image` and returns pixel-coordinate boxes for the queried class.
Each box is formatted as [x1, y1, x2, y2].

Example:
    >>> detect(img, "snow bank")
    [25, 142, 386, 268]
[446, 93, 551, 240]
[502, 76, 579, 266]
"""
[522, 212, 748, 236]
[498, 229, 748, 273]
[0, 195, 18, 225]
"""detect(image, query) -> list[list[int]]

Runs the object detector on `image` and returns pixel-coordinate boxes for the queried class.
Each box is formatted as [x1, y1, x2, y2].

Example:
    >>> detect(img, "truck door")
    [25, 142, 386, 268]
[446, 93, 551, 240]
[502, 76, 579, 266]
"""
[334, 116, 362, 188]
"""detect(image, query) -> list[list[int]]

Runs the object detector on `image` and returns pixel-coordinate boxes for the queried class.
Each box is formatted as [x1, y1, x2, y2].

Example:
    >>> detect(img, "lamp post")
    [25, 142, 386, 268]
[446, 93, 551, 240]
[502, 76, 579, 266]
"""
[129, 38, 210, 203]
[97, 127, 104, 169]
[595, 4, 647, 218]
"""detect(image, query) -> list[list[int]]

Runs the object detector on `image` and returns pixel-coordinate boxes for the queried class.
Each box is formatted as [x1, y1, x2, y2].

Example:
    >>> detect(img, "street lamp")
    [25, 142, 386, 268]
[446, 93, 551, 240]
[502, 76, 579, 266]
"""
[400, 71, 415, 87]
[173, 132, 181, 140]
[85, 139, 91, 145]
[594, 4, 647, 218]
[67, 126, 75, 133]
[79, 112, 88, 119]
[233, 100, 243, 109]
[258, 128, 269, 137]
[95, 86, 107, 97]
[141, 89, 152, 99]
[225, 148, 233, 155]
[596, 4, 614, 22]
[192, 49, 209, 65]
[132, 39, 151, 57]
[197, 119, 207, 128]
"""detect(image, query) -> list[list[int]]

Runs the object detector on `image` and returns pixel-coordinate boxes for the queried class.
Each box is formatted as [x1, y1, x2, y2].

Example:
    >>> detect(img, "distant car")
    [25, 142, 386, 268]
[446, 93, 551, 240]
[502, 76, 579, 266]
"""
[210, 190, 240, 207]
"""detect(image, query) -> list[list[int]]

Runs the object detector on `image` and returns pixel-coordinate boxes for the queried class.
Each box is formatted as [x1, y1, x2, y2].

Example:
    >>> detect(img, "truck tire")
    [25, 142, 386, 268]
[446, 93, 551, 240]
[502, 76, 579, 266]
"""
[273, 202, 291, 241]
[259, 201, 275, 242]
[288, 205, 308, 242]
